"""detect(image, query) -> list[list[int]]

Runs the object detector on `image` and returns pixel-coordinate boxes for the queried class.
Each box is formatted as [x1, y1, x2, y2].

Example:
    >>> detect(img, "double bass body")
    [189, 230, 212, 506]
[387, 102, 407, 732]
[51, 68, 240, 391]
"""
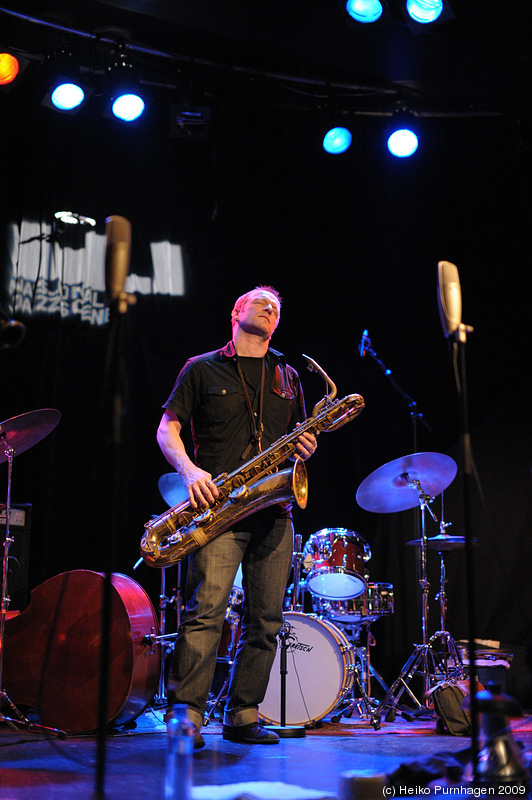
[1, 570, 160, 734]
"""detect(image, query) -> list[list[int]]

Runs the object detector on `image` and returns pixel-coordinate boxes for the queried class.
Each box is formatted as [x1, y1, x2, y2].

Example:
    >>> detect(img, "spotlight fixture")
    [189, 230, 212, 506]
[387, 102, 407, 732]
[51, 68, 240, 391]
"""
[170, 105, 211, 139]
[54, 211, 97, 227]
[386, 111, 419, 158]
[401, 0, 454, 32]
[0, 52, 19, 85]
[40, 48, 93, 113]
[111, 92, 145, 122]
[0, 51, 30, 94]
[105, 45, 146, 123]
[322, 126, 352, 154]
[49, 78, 86, 111]
[345, 0, 384, 23]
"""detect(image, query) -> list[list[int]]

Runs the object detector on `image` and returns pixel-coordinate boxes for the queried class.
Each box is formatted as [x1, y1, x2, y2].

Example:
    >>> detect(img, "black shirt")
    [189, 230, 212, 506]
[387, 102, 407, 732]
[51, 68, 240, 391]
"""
[163, 340, 307, 478]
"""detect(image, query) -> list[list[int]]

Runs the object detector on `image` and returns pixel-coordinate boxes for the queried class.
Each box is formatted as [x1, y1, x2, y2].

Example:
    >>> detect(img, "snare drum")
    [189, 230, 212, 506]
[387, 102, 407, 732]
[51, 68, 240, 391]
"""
[313, 582, 394, 625]
[259, 612, 355, 726]
[304, 528, 371, 600]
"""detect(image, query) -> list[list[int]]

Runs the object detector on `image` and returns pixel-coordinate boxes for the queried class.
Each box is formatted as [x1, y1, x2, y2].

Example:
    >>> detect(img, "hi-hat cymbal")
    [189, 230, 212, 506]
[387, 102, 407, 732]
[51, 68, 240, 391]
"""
[158, 472, 188, 507]
[406, 534, 477, 551]
[356, 452, 457, 513]
[0, 409, 61, 463]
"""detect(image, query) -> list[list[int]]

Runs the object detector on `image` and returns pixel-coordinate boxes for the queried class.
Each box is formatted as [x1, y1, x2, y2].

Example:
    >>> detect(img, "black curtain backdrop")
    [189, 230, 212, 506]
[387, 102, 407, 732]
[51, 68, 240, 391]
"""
[1, 88, 532, 705]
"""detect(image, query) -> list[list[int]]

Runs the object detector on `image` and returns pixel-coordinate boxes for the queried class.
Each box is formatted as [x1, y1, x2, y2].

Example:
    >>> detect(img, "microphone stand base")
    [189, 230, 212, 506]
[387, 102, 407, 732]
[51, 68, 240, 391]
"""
[265, 724, 306, 738]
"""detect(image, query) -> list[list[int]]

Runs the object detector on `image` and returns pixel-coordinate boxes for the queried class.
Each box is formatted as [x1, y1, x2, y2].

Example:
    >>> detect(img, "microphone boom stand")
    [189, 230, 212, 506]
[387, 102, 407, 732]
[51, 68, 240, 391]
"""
[361, 335, 432, 452]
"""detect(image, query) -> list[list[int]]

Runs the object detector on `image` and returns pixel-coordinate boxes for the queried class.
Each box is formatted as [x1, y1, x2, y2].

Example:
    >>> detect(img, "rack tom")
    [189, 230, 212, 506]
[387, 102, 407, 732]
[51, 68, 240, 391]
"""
[304, 528, 370, 600]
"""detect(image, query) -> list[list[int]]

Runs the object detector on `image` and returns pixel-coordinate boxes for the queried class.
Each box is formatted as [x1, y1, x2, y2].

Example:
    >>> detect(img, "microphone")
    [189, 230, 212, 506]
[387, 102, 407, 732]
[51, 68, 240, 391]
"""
[105, 215, 131, 304]
[437, 260, 462, 338]
[359, 329, 370, 357]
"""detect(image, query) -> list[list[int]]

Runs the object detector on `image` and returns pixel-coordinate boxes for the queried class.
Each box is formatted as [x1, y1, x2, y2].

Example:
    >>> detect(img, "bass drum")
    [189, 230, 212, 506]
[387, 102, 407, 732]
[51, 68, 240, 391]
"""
[259, 612, 354, 726]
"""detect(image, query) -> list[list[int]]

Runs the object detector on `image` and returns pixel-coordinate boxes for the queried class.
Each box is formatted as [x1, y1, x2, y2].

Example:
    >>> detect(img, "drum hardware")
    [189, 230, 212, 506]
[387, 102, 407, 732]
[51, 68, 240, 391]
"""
[330, 643, 381, 730]
[204, 566, 245, 724]
[356, 452, 464, 721]
[135, 478, 188, 705]
[289, 534, 305, 612]
[153, 565, 181, 706]
[0, 409, 64, 736]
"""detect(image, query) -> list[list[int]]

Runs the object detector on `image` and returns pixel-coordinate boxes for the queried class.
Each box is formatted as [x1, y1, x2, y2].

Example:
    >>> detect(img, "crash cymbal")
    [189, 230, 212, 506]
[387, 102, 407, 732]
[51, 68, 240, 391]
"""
[158, 472, 188, 507]
[0, 409, 61, 463]
[406, 534, 476, 551]
[356, 452, 457, 513]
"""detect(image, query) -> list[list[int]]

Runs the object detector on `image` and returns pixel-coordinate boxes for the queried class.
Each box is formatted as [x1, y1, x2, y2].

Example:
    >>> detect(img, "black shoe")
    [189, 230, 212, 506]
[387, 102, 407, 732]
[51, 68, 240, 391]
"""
[222, 722, 279, 744]
[192, 725, 206, 750]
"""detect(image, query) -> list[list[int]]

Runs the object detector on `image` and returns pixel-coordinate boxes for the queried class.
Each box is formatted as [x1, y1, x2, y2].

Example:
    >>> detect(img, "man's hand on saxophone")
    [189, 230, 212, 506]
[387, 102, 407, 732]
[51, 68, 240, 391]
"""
[293, 424, 317, 461]
[157, 408, 220, 508]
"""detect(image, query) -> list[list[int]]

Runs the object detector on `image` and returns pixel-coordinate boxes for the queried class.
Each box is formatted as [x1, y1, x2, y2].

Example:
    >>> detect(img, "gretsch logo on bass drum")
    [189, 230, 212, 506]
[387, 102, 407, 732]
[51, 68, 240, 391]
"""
[282, 625, 313, 654]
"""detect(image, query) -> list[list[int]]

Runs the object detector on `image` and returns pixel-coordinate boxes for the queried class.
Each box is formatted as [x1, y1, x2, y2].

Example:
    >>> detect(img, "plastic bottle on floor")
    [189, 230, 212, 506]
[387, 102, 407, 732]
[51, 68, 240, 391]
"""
[165, 704, 195, 800]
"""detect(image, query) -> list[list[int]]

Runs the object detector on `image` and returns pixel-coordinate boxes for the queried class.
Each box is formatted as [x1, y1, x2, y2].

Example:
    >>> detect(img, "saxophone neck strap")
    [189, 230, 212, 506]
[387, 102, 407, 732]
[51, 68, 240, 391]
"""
[236, 356, 265, 459]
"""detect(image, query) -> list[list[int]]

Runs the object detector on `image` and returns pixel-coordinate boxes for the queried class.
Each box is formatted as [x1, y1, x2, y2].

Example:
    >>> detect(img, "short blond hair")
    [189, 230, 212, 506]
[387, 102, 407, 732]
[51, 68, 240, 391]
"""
[231, 285, 282, 327]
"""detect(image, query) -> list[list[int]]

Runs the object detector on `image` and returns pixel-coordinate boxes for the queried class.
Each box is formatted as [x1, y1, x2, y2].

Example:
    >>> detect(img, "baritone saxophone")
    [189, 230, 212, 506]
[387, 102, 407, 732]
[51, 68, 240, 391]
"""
[140, 355, 365, 568]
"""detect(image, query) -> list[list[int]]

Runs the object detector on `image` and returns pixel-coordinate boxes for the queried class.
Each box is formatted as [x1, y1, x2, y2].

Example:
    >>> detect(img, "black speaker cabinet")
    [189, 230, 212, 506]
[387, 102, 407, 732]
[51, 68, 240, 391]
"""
[0, 503, 31, 612]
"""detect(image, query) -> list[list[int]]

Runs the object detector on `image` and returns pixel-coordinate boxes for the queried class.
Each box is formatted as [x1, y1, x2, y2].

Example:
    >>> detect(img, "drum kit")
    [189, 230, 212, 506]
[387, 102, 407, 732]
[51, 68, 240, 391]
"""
[0, 409, 63, 735]
[158, 450, 466, 729]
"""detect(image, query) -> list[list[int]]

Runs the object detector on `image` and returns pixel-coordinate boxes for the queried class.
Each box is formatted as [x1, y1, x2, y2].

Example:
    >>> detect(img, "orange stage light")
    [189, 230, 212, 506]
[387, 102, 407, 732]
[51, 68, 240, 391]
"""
[0, 53, 20, 85]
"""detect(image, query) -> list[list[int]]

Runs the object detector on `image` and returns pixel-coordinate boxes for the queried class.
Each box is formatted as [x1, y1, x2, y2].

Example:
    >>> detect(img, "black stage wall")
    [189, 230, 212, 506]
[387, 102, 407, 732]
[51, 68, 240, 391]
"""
[1, 84, 532, 704]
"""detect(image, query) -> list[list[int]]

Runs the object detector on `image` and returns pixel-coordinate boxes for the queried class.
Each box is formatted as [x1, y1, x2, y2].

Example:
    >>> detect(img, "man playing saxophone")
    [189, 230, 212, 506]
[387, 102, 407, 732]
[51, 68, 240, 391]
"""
[157, 285, 317, 747]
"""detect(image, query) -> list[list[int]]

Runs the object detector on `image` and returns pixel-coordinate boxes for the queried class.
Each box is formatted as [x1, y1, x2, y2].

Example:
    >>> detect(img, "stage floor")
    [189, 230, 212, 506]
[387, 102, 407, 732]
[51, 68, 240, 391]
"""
[1, 704, 532, 799]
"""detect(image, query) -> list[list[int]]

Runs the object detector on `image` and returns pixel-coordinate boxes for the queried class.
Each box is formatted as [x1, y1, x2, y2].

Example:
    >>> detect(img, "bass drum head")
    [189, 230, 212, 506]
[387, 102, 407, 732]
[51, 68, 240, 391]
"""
[258, 612, 354, 727]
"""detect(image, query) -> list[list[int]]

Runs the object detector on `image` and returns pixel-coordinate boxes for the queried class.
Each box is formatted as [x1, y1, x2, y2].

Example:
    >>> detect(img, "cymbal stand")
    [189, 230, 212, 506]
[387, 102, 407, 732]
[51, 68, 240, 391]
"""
[0, 438, 64, 736]
[375, 478, 458, 721]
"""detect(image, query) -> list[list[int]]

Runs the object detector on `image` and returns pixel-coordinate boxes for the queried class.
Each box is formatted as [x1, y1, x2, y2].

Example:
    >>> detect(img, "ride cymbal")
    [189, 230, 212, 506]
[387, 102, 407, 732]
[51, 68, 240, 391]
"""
[356, 452, 457, 513]
[0, 409, 61, 463]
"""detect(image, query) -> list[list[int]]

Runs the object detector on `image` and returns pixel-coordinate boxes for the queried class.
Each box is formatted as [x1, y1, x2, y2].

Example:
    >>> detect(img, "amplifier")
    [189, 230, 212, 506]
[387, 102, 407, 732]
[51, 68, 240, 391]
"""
[0, 503, 32, 611]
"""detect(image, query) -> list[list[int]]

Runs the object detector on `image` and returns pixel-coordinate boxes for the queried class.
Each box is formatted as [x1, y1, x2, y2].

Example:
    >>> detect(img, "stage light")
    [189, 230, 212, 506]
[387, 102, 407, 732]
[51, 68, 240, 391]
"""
[387, 127, 419, 158]
[406, 0, 443, 23]
[170, 105, 211, 140]
[42, 69, 93, 114]
[385, 109, 420, 158]
[322, 126, 352, 154]
[401, 0, 454, 32]
[346, 0, 383, 23]
[111, 92, 145, 122]
[50, 81, 85, 111]
[105, 45, 146, 124]
[54, 211, 96, 227]
[0, 52, 19, 85]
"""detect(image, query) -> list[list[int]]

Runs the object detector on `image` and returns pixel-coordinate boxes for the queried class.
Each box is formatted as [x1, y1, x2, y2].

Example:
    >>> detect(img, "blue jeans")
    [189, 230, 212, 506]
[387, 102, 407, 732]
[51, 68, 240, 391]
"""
[166, 511, 294, 730]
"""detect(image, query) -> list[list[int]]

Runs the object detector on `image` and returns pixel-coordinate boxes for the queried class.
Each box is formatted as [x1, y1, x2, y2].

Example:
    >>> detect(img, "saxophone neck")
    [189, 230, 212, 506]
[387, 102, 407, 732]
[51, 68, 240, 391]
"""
[302, 354, 337, 416]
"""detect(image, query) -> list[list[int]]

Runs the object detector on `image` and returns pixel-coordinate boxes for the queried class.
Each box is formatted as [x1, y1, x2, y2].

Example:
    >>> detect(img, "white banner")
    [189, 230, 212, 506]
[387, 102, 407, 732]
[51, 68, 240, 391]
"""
[6, 219, 185, 326]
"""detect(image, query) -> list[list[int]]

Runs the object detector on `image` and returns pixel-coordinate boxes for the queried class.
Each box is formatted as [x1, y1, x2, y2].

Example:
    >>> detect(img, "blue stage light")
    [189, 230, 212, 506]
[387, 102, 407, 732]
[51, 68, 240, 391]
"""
[111, 93, 145, 122]
[346, 0, 383, 23]
[322, 126, 352, 154]
[50, 82, 85, 111]
[406, 0, 443, 24]
[387, 127, 419, 158]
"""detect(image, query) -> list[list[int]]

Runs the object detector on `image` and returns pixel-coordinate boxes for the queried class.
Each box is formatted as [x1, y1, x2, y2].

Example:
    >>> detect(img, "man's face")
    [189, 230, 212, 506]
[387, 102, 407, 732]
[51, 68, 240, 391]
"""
[235, 290, 281, 339]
